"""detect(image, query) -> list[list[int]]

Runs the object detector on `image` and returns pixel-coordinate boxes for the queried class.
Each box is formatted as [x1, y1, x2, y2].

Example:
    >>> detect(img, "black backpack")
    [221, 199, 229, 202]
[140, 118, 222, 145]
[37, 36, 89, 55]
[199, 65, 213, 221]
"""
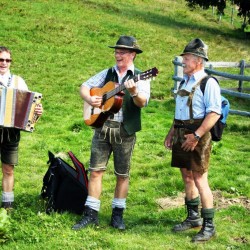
[200, 76, 230, 141]
[41, 151, 88, 214]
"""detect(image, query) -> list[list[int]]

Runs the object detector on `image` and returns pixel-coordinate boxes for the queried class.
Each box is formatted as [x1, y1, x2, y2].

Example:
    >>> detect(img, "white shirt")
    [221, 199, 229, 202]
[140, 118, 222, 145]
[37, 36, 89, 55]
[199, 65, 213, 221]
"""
[0, 70, 28, 90]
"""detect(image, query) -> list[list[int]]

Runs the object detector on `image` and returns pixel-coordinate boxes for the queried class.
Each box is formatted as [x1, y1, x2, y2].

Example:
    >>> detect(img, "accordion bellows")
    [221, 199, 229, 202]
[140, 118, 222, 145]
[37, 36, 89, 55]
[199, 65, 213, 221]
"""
[0, 87, 42, 132]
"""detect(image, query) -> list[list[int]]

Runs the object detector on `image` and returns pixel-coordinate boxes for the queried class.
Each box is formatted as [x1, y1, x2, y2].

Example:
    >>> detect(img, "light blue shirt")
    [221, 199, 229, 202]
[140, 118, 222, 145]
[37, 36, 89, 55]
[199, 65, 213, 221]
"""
[175, 69, 221, 120]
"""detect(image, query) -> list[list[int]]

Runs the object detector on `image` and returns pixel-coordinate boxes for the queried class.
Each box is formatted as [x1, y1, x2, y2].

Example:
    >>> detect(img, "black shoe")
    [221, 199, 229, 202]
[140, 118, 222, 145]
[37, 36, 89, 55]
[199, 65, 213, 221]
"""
[1, 201, 14, 210]
[72, 206, 99, 230]
[111, 207, 125, 230]
[173, 205, 202, 232]
[192, 218, 216, 242]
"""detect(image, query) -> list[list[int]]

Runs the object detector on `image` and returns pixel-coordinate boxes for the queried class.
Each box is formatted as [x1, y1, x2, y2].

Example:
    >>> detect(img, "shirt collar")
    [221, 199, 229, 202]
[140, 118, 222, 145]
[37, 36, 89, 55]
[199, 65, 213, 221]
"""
[113, 64, 135, 75]
[0, 70, 11, 84]
[184, 69, 207, 82]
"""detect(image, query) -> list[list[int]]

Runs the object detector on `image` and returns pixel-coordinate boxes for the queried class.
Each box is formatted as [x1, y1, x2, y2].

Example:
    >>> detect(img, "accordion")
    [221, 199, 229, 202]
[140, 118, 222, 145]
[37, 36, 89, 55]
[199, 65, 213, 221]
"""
[0, 87, 42, 132]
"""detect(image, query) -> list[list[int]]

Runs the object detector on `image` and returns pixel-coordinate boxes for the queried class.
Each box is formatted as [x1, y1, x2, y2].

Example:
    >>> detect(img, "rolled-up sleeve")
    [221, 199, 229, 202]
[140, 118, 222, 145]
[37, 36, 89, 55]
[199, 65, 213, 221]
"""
[137, 79, 151, 105]
[81, 69, 108, 89]
[204, 78, 222, 115]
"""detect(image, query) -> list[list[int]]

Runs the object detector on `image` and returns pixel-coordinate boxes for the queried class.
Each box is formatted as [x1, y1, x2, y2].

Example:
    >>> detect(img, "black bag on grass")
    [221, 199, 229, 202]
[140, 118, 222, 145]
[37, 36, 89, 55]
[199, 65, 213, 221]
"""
[41, 151, 88, 215]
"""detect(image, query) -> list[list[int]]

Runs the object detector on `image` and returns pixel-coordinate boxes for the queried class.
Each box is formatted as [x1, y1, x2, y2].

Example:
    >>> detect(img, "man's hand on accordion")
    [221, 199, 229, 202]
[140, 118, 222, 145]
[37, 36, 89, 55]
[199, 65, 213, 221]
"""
[35, 104, 43, 116]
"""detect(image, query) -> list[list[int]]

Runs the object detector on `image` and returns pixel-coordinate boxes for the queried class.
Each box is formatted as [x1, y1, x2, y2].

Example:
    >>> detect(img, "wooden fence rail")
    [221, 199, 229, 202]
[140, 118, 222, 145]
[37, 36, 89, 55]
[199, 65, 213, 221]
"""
[172, 56, 250, 117]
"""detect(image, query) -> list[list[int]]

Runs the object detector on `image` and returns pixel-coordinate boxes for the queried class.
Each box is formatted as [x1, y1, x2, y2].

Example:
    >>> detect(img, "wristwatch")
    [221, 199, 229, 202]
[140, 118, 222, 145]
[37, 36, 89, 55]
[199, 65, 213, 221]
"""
[130, 92, 138, 98]
[193, 132, 200, 141]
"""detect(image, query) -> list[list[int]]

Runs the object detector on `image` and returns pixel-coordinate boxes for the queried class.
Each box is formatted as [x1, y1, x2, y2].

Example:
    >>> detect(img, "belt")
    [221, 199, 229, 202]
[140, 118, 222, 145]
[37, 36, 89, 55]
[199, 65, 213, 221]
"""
[174, 119, 203, 130]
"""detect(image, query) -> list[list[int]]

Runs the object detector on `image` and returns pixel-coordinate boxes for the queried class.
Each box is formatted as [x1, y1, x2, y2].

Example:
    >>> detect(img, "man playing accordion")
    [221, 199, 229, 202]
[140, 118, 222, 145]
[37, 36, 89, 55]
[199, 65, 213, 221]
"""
[0, 46, 43, 210]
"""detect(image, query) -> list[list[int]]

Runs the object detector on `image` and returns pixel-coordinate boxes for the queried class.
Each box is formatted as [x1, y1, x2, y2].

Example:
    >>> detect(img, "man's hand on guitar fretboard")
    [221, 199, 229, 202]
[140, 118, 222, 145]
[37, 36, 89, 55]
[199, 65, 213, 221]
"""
[124, 79, 137, 96]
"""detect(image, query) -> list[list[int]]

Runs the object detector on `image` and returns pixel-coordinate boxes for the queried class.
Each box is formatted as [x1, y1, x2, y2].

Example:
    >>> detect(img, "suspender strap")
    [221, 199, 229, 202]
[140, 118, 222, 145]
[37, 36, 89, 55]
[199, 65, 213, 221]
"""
[187, 77, 207, 123]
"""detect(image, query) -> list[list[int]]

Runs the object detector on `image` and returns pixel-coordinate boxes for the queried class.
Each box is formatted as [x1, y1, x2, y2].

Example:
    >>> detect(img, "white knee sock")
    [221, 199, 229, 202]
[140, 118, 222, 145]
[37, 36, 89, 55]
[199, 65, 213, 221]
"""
[2, 191, 14, 202]
[112, 198, 126, 209]
[85, 196, 101, 211]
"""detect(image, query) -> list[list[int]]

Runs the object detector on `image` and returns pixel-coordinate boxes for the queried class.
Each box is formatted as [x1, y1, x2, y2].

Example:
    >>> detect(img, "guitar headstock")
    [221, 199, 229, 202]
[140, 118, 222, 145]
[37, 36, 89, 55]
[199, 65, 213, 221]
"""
[139, 67, 159, 81]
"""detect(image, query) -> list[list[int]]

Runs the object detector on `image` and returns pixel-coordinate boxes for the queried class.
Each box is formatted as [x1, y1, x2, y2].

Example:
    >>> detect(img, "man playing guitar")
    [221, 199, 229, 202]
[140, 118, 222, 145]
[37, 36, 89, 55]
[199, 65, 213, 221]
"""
[72, 35, 151, 230]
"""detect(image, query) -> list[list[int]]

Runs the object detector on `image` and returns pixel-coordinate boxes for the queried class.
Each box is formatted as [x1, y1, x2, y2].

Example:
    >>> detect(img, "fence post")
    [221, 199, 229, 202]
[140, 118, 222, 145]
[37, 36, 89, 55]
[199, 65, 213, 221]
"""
[239, 60, 245, 92]
[208, 64, 213, 75]
[173, 56, 183, 94]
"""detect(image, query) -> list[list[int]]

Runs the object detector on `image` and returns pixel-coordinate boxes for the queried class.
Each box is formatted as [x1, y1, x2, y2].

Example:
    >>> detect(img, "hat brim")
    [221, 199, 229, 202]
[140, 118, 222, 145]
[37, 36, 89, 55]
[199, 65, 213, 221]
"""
[109, 45, 143, 54]
[180, 52, 208, 61]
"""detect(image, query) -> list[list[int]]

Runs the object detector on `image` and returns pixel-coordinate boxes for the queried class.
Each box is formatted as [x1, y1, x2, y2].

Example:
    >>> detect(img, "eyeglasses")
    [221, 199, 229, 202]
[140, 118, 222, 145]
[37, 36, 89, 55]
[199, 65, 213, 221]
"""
[114, 51, 131, 56]
[0, 58, 12, 63]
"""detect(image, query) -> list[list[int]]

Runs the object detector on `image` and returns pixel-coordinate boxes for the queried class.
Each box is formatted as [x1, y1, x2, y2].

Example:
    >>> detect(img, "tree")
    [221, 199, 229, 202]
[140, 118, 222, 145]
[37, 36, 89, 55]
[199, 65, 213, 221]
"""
[185, 0, 226, 14]
[234, 0, 250, 28]
[185, 0, 250, 28]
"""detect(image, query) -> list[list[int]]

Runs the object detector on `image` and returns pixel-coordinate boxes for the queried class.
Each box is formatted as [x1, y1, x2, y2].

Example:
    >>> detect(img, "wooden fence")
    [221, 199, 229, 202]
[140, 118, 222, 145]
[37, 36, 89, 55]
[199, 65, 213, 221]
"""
[172, 56, 250, 117]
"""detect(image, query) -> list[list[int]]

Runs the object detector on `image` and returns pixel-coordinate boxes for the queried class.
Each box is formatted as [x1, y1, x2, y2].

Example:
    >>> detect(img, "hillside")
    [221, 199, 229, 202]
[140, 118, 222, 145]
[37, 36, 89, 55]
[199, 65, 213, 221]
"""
[0, 0, 249, 249]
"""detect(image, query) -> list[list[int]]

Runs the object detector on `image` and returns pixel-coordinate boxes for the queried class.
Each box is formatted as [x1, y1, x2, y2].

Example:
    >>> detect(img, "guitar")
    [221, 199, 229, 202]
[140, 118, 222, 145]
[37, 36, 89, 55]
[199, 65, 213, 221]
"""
[83, 67, 158, 128]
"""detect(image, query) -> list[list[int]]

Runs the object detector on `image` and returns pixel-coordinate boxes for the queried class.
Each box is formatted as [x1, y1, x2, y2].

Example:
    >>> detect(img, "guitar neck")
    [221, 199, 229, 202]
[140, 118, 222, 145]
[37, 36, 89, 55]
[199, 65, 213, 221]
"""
[104, 75, 139, 100]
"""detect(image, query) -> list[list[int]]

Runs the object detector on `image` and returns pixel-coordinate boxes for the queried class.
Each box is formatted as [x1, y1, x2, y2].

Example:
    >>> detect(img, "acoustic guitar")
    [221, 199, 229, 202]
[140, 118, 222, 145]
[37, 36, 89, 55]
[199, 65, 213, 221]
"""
[83, 67, 158, 128]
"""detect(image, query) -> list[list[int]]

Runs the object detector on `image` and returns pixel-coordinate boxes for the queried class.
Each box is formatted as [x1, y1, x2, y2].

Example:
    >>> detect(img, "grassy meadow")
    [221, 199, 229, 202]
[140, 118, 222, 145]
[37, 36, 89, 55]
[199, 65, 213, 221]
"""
[0, 0, 250, 249]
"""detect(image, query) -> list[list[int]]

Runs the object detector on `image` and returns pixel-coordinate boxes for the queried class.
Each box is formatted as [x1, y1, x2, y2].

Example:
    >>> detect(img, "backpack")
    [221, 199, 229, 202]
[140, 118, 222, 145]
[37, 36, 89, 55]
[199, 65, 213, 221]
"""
[41, 151, 88, 214]
[200, 76, 230, 141]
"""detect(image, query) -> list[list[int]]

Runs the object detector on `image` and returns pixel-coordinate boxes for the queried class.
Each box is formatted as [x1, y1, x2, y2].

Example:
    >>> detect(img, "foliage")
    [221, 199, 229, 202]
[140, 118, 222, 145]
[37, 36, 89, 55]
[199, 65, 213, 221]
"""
[0, 0, 249, 249]
[186, 0, 250, 26]
[186, 0, 226, 14]
[234, 0, 250, 26]
[0, 209, 10, 243]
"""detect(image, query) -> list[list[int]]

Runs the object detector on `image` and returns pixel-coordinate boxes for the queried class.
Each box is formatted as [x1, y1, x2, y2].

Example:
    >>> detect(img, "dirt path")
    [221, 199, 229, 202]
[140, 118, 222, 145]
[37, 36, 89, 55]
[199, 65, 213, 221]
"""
[157, 190, 250, 210]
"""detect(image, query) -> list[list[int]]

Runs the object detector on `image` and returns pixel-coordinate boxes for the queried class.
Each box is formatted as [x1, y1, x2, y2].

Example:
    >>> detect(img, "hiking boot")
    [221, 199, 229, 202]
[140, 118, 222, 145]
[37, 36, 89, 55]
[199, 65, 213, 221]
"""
[192, 218, 216, 242]
[72, 206, 99, 230]
[173, 205, 202, 232]
[110, 207, 125, 230]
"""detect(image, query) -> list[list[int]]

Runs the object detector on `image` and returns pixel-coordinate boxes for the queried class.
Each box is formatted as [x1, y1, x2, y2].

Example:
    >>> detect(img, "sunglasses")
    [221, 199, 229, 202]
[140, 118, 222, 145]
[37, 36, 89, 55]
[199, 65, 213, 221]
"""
[0, 58, 12, 63]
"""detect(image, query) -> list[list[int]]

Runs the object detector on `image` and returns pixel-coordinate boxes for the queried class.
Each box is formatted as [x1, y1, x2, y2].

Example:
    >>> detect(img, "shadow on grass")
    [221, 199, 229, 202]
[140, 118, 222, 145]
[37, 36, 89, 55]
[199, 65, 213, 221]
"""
[13, 193, 48, 214]
[82, 0, 246, 40]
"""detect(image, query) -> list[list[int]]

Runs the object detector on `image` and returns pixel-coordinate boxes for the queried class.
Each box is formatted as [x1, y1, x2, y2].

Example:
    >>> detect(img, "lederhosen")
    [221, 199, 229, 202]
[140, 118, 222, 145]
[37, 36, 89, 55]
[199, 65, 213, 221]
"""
[89, 68, 141, 177]
[171, 79, 212, 174]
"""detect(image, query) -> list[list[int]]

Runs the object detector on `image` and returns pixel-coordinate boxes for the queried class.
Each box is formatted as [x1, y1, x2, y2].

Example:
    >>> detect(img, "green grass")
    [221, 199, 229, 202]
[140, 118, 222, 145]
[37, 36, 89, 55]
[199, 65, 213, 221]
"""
[0, 0, 250, 249]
